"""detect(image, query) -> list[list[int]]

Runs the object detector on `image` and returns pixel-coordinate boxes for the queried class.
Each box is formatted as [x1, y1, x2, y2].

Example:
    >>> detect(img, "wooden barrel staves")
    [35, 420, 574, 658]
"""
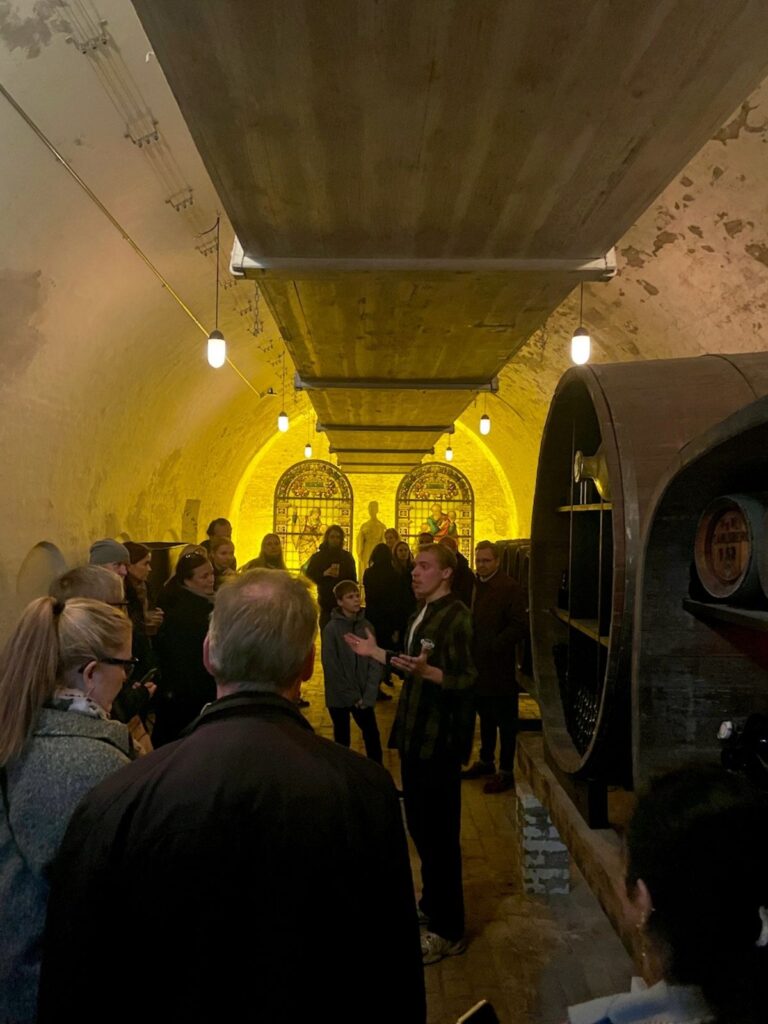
[530, 353, 768, 782]
[693, 494, 768, 604]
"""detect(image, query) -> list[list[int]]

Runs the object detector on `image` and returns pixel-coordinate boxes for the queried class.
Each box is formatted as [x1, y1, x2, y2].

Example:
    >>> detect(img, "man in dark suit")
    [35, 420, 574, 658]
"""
[40, 569, 425, 1024]
[462, 540, 528, 793]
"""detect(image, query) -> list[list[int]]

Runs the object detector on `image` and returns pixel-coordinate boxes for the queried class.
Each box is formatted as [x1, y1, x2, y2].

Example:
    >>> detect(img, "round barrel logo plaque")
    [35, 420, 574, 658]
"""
[709, 507, 749, 584]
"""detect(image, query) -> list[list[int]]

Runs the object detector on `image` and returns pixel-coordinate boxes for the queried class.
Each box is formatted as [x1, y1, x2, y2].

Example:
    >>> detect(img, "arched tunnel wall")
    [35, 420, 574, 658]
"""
[2, 3, 768, 638]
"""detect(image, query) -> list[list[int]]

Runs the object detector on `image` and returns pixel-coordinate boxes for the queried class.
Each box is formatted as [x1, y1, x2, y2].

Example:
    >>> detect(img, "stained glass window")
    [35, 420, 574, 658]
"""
[396, 465, 474, 560]
[274, 461, 354, 573]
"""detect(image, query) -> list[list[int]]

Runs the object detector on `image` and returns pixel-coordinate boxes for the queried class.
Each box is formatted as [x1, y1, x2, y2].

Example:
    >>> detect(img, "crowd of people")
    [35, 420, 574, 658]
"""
[0, 512, 766, 1023]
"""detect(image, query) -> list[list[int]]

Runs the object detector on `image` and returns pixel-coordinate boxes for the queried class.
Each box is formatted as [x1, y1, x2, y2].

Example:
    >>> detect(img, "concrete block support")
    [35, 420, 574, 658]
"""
[514, 780, 570, 895]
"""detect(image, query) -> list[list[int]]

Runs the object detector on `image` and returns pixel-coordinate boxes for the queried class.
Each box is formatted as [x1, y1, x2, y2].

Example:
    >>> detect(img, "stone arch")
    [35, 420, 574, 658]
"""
[274, 460, 354, 572]
[16, 541, 68, 605]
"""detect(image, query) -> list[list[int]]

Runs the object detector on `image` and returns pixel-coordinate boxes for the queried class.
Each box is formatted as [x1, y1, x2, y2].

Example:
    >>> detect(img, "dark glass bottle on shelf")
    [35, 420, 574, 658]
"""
[557, 570, 569, 610]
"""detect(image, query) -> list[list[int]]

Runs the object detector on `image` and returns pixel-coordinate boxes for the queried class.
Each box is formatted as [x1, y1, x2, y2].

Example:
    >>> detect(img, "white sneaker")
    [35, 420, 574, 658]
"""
[420, 930, 467, 965]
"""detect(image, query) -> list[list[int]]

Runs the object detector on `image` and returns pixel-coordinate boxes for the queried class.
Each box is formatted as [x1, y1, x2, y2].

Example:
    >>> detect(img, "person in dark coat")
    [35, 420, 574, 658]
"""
[393, 540, 417, 646]
[462, 540, 528, 793]
[39, 569, 426, 1024]
[363, 543, 401, 652]
[153, 551, 215, 745]
[305, 524, 357, 629]
[439, 535, 474, 607]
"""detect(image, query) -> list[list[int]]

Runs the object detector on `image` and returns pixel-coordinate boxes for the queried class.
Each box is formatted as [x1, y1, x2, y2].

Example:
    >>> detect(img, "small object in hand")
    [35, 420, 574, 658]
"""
[420, 639, 435, 654]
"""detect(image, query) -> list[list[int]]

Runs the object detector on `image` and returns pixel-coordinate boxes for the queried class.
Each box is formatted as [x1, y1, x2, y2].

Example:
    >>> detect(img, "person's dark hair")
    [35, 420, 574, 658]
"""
[174, 551, 211, 584]
[393, 541, 413, 571]
[368, 542, 393, 569]
[333, 579, 359, 601]
[627, 765, 768, 1024]
[124, 541, 150, 565]
[322, 525, 345, 546]
[206, 518, 231, 538]
[417, 532, 434, 546]
[419, 543, 456, 574]
[475, 540, 499, 560]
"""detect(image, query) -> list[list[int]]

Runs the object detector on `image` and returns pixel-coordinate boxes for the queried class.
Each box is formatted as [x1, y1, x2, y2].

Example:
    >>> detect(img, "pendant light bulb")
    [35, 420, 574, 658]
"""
[445, 444, 454, 461]
[570, 327, 591, 365]
[304, 441, 313, 458]
[479, 413, 491, 436]
[571, 282, 591, 365]
[278, 411, 289, 433]
[207, 329, 226, 369]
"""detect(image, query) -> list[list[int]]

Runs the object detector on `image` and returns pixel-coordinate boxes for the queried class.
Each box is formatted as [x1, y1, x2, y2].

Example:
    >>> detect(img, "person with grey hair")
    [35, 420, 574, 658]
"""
[49, 565, 125, 606]
[48, 565, 156, 738]
[39, 569, 426, 1024]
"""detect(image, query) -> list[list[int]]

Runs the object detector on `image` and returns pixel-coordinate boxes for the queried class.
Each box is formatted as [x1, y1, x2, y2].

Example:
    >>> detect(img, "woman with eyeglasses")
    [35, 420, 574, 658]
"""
[0, 596, 134, 1023]
[154, 551, 216, 746]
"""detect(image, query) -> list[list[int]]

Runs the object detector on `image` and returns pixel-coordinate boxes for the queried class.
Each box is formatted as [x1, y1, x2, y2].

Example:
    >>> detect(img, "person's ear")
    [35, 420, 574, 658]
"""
[300, 645, 315, 682]
[81, 659, 98, 686]
[202, 633, 214, 675]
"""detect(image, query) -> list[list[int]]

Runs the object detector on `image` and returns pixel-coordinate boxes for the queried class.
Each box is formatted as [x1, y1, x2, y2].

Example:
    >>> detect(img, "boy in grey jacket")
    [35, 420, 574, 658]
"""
[321, 580, 383, 762]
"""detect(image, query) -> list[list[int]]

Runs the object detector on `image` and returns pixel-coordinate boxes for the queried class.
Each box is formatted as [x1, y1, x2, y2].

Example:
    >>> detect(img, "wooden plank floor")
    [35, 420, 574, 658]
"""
[299, 651, 633, 1024]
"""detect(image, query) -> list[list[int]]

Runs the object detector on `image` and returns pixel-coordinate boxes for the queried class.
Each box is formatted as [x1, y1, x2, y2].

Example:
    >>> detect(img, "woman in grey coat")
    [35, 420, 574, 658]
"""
[0, 596, 134, 1023]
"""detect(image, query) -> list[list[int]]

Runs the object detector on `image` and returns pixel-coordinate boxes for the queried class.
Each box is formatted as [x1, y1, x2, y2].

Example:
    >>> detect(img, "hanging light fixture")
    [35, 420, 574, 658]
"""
[304, 441, 313, 458]
[206, 216, 227, 368]
[571, 282, 591, 365]
[277, 351, 289, 432]
[304, 412, 313, 457]
[445, 442, 454, 461]
[479, 393, 491, 435]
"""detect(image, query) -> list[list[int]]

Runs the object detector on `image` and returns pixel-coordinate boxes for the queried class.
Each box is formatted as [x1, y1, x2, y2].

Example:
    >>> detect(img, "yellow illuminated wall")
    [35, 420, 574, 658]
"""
[230, 414, 522, 570]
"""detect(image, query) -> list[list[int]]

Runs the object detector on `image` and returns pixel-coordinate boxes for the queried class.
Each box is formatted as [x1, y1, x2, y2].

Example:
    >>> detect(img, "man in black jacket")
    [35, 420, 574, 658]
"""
[305, 523, 358, 630]
[462, 540, 528, 793]
[40, 569, 425, 1024]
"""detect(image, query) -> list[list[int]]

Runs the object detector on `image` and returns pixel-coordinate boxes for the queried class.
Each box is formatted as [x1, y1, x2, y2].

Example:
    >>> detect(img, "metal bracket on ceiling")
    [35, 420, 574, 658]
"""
[339, 464, 421, 472]
[230, 238, 618, 281]
[329, 447, 434, 455]
[317, 423, 454, 433]
[296, 373, 498, 392]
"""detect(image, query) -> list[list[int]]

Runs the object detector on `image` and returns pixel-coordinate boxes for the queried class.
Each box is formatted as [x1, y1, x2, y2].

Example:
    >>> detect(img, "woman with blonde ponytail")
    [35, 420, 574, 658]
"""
[0, 596, 134, 1023]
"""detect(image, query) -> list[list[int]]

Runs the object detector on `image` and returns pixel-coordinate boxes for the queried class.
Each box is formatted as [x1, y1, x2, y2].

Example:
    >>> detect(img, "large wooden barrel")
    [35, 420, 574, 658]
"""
[633, 396, 768, 788]
[530, 353, 768, 781]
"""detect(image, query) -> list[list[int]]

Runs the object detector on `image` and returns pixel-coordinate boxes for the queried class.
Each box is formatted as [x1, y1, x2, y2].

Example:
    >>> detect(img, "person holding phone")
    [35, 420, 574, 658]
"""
[306, 524, 357, 630]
